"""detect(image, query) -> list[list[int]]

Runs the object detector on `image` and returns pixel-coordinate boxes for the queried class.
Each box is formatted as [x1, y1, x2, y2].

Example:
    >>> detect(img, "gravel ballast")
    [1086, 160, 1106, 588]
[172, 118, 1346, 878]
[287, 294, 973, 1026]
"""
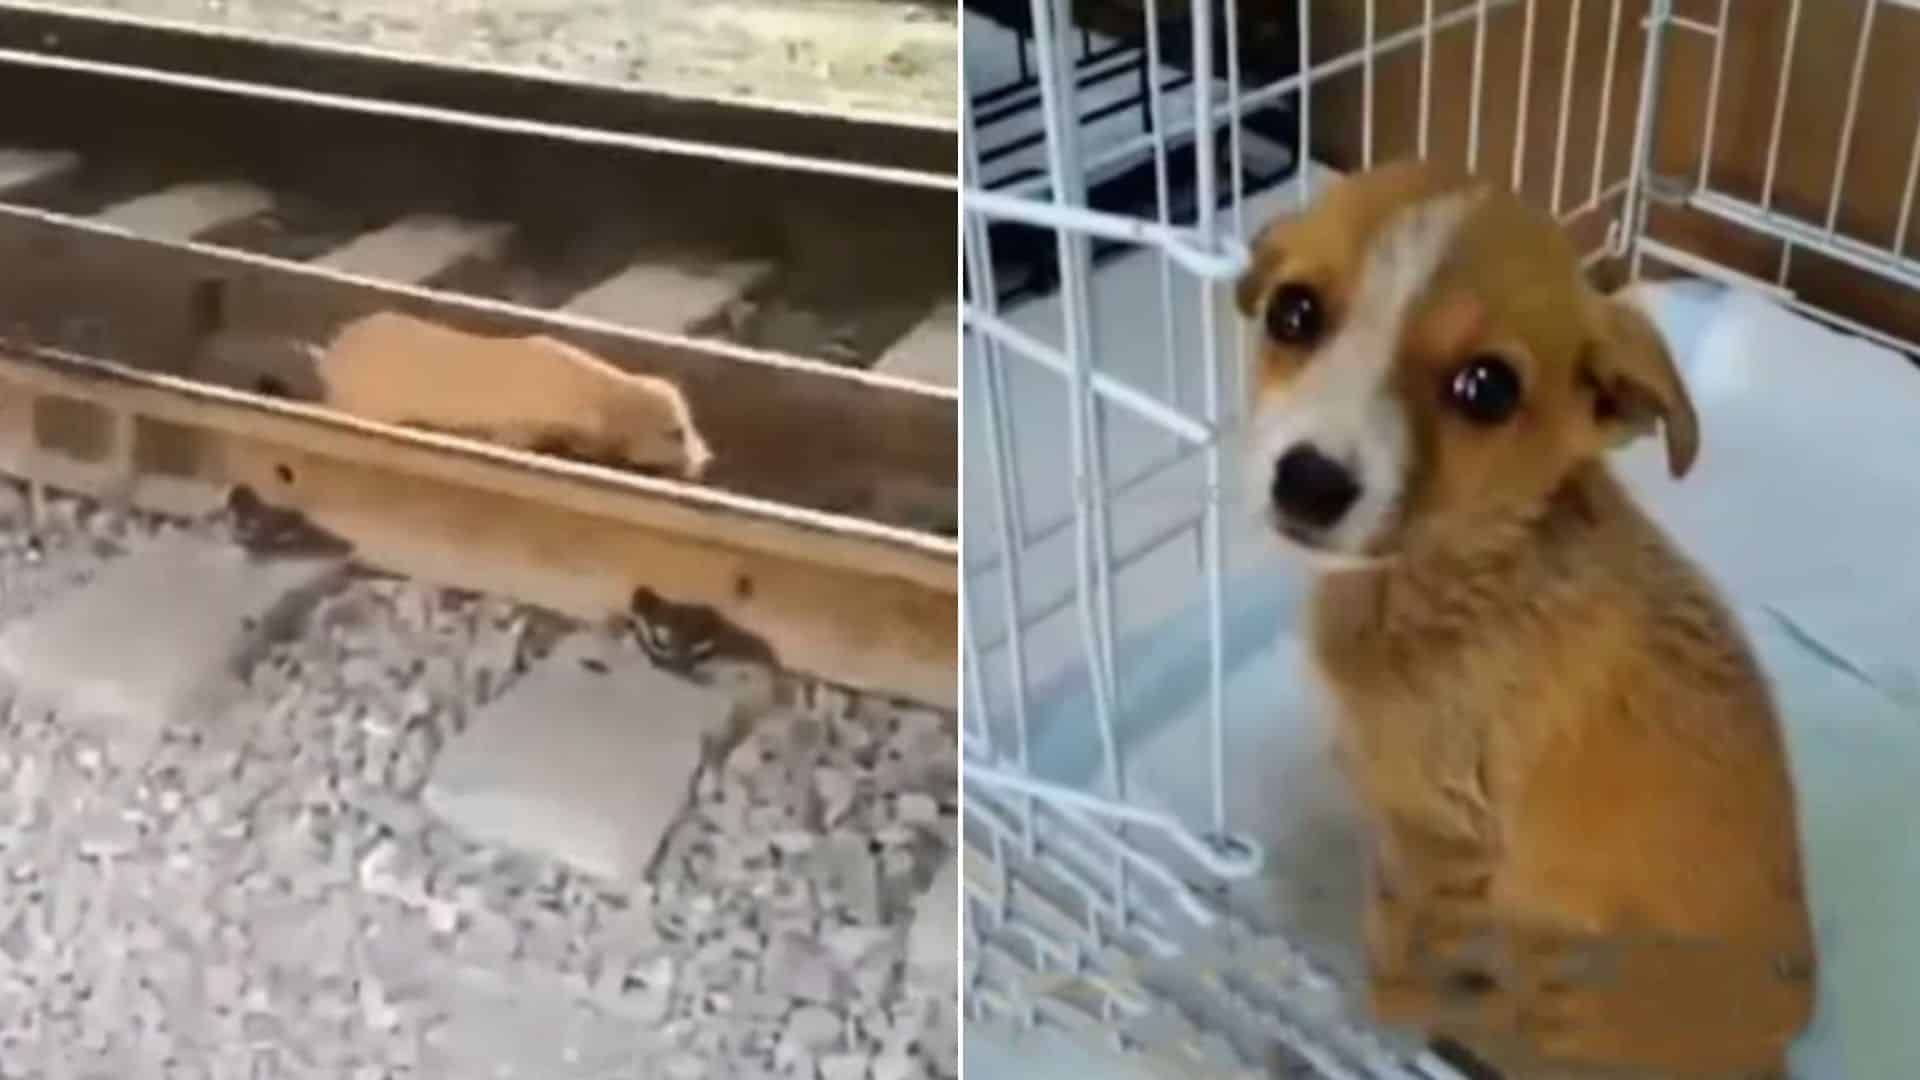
[39, 0, 959, 125]
[0, 484, 957, 1079]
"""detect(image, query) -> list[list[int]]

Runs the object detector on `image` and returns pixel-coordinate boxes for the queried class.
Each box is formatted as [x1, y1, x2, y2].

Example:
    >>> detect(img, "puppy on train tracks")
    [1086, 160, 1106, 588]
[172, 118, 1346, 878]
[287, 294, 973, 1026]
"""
[317, 311, 714, 480]
[1235, 161, 1815, 1077]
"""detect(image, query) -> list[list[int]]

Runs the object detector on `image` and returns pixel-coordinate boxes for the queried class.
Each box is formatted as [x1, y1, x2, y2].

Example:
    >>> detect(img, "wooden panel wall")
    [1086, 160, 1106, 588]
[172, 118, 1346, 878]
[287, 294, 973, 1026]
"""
[1648, 0, 1920, 346]
[1273, 0, 1920, 345]
[1306, 2, 1641, 215]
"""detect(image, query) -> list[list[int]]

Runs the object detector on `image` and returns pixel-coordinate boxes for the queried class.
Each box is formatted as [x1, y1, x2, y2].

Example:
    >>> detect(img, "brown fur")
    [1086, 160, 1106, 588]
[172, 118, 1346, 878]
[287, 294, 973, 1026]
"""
[317, 311, 713, 479]
[1239, 162, 1814, 1076]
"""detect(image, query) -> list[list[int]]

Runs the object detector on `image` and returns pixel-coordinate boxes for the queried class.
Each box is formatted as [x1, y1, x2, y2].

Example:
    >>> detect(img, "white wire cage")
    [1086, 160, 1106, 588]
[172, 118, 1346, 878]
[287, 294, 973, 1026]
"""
[960, 1, 1920, 1075]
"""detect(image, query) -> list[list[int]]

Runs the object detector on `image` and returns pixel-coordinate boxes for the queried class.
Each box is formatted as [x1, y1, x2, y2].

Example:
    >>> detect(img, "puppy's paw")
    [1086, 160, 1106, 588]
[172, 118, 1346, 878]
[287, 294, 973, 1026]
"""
[1363, 890, 1419, 979]
[1368, 971, 1522, 1039]
[1412, 906, 1507, 980]
[1368, 977, 1477, 1029]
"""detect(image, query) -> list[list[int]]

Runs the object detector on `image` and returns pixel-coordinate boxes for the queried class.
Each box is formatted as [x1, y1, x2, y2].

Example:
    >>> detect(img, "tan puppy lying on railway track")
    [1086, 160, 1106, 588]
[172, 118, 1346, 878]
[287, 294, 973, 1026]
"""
[317, 311, 713, 480]
[1235, 161, 1815, 1077]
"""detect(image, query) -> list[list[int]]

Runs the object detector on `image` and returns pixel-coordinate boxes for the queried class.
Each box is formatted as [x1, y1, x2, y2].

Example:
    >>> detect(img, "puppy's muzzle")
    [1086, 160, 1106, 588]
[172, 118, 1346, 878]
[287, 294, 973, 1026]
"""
[1270, 443, 1361, 532]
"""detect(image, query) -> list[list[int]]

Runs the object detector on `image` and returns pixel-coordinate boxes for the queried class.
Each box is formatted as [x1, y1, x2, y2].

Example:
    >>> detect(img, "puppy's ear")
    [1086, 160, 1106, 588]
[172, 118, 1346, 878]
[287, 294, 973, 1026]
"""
[1582, 291, 1698, 478]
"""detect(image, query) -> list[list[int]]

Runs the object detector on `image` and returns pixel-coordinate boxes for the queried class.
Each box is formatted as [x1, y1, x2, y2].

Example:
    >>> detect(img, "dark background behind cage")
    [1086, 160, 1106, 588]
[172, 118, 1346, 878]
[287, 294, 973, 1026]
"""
[965, 0, 1302, 305]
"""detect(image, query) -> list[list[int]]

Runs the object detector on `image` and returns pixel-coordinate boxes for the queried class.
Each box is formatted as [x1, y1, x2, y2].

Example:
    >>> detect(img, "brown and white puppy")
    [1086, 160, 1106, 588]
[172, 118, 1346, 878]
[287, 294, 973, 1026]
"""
[1235, 161, 1814, 1076]
[318, 311, 713, 479]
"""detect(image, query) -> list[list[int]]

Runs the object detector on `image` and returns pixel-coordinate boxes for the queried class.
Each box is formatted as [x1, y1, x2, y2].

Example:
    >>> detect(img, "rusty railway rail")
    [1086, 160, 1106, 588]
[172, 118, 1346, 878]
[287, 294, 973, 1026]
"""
[0, 326, 957, 707]
[0, 1, 957, 177]
[0, 11, 958, 706]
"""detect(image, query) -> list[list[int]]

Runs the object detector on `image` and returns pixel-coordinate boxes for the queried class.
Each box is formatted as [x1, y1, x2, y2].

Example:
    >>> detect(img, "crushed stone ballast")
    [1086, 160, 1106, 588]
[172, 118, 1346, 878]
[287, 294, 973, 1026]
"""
[0, 484, 959, 1078]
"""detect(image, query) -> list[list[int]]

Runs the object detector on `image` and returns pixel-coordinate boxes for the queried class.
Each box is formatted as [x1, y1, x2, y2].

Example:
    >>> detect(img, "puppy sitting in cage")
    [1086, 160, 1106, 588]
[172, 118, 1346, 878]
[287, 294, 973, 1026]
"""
[1234, 161, 1815, 1077]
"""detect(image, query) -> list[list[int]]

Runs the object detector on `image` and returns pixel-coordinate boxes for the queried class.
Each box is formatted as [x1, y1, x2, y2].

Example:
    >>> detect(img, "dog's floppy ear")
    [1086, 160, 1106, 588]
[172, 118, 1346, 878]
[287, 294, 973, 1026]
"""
[1582, 290, 1698, 478]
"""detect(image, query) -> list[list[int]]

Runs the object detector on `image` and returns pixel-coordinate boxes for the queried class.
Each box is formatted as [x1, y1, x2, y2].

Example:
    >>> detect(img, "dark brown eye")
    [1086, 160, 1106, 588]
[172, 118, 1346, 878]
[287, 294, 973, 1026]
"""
[1264, 282, 1325, 346]
[1449, 355, 1522, 424]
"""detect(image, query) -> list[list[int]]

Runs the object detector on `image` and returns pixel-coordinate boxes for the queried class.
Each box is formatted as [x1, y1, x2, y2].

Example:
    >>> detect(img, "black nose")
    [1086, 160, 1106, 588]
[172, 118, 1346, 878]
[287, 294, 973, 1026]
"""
[1271, 445, 1361, 529]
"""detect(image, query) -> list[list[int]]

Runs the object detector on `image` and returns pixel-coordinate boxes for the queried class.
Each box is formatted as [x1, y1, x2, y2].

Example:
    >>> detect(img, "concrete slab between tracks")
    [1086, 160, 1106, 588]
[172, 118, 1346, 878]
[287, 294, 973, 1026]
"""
[423, 631, 733, 883]
[0, 530, 345, 754]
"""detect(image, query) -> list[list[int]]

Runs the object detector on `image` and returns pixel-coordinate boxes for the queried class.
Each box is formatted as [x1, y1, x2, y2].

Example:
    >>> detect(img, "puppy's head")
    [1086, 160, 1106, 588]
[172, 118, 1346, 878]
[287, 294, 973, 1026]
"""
[601, 376, 713, 480]
[1235, 160, 1694, 565]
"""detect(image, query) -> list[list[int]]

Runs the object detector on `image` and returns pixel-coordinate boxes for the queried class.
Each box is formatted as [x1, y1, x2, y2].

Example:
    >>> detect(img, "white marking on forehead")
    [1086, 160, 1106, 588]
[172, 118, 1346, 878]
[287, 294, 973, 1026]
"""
[1245, 187, 1482, 559]
[1291, 186, 1482, 429]
[1356, 189, 1481, 329]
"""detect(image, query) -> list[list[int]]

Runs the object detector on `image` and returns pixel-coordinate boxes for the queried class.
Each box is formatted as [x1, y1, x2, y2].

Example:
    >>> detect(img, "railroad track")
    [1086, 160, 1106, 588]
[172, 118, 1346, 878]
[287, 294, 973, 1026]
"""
[0, 6, 959, 706]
